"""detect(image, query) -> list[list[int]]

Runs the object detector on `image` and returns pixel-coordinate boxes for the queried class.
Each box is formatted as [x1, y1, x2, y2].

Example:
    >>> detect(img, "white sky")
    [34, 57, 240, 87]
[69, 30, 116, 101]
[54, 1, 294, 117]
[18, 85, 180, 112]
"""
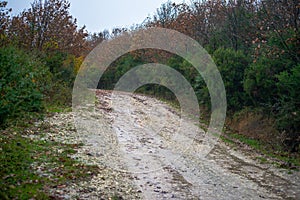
[7, 0, 186, 33]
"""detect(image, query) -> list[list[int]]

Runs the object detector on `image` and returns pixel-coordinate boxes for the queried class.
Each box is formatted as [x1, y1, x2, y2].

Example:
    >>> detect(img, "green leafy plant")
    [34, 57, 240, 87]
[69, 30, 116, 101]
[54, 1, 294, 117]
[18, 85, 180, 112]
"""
[0, 47, 51, 127]
[276, 65, 300, 152]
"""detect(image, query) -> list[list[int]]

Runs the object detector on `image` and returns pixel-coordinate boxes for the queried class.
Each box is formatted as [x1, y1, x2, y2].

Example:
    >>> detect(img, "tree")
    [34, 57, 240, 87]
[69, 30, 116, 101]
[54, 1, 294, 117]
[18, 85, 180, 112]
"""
[8, 0, 87, 55]
[0, 1, 11, 46]
[254, 0, 300, 63]
[152, 1, 179, 28]
[244, 28, 298, 107]
[86, 30, 110, 51]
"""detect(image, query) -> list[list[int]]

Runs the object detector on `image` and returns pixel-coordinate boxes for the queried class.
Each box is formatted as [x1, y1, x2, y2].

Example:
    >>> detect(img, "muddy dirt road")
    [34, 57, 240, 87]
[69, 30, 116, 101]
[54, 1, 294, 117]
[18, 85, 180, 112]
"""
[44, 90, 300, 199]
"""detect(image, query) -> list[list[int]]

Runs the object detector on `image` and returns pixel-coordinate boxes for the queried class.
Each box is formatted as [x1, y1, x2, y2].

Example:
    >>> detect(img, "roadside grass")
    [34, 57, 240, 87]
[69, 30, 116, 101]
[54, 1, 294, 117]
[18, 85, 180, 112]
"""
[230, 133, 261, 149]
[45, 104, 72, 113]
[255, 156, 268, 164]
[219, 135, 236, 146]
[220, 131, 300, 170]
[0, 124, 98, 199]
[157, 97, 180, 111]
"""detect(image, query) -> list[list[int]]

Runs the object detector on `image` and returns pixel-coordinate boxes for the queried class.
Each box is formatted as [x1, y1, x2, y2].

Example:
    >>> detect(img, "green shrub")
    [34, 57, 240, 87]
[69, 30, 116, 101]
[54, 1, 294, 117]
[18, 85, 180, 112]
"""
[195, 48, 250, 111]
[45, 80, 73, 106]
[43, 52, 76, 87]
[98, 54, 144, 90]
[243, 30, 297, 108]
[213, 48, 250, 111]
[0, 47, 51, 127]
[276, 65, 300, 152]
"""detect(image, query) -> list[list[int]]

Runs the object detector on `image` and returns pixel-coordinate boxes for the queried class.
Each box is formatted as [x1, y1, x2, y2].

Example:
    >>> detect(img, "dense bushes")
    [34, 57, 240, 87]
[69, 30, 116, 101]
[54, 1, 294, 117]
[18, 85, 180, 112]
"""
[0, 46, 79, 127]
[42, 52, 79, 105]
[98, 54, 144, 90]
[210, 48, 249, 111]
[276, 65, 300, 151]
[0, 47, 51, 127]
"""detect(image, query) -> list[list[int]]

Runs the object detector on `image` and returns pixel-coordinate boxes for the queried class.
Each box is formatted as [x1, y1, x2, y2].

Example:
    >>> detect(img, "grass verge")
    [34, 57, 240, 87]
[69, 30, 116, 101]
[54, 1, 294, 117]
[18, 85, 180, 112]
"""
[220, 131, 300, 170]
[0, 125, 98, 199]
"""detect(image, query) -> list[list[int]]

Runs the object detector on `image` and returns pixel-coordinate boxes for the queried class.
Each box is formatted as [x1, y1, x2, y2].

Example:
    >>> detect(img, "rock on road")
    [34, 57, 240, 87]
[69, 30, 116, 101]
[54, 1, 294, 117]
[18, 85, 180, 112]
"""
[43, 90, 300, 199]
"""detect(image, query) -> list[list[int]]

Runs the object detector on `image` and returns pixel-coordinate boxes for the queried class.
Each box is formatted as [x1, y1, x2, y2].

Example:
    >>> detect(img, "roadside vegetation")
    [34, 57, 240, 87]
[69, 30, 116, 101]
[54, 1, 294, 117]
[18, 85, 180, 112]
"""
[0, 1, 96, 198]
[0, 126, 99, 199]
[0, 0, 299, 198]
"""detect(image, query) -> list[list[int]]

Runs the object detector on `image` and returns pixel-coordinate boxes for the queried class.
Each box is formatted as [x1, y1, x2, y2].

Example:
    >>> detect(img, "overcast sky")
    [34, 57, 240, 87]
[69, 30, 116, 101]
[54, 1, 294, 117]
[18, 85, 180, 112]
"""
[7, 0, 186, 33]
